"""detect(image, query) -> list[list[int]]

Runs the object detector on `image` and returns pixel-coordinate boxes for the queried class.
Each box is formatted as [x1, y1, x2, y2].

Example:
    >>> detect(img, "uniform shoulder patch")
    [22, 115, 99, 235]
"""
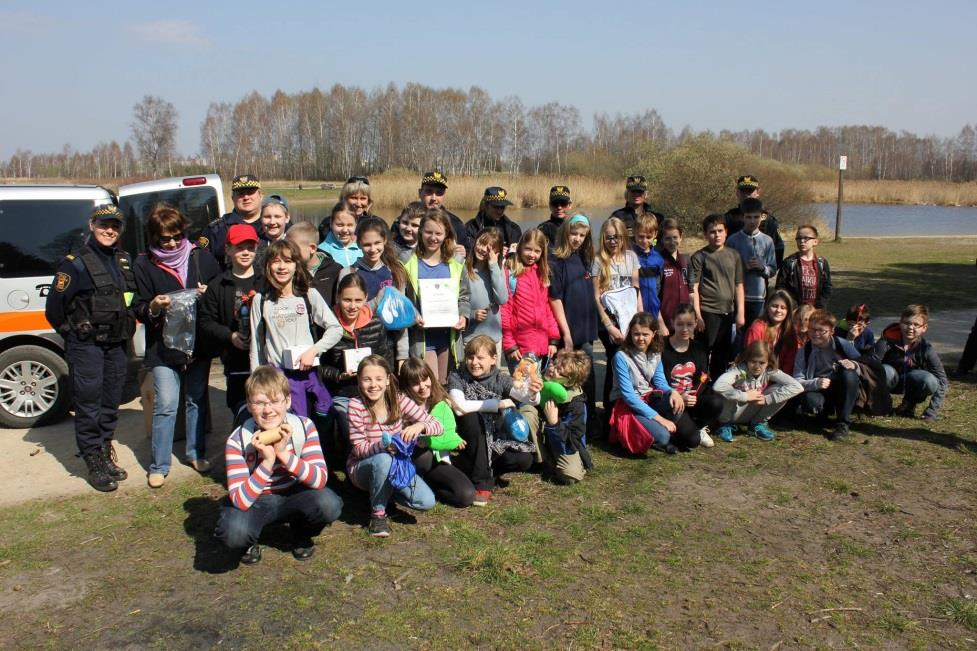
[197, 236, 210, 248]
[55, 272, 71, 292]
[65, 254, 75, 261]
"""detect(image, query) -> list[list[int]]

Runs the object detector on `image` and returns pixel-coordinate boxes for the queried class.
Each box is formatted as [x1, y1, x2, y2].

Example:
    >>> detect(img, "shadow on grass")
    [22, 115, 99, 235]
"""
[832, 262, 976, 314]
[856, 420, 977, 454]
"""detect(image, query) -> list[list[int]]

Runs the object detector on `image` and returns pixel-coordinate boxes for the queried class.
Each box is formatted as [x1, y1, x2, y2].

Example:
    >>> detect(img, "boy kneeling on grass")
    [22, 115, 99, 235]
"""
[540, 349, 593, 484]
[215, 366, 343, 565]
[874, 304, 948, 422]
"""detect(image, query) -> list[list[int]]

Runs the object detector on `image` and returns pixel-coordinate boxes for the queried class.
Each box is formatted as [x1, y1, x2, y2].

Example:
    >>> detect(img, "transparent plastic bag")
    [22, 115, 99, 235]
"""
[162, 288, 199, 356]
[510, 352, 540, 397]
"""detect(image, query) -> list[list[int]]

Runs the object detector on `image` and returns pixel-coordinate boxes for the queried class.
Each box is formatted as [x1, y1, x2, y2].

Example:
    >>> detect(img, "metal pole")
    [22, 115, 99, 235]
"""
[834, 167, 844, 242]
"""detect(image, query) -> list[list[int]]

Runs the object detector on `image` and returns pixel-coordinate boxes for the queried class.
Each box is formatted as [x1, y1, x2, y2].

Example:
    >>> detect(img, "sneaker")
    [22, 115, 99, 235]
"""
[240, 544, 262, 565]
[292, 539, 315, 561]
[652, 442, 678, 455]
[368, 515, 391, 537]
[147, 472, 166, 489]
[752, 423, 776, 441]
[894, 401, 917, 418]
[191, 458, 212, 474]
[828, 422, 850, 442]
[698, 427, 715, 448]
[922, 413, 938, 423]
[472, 489, 493, 507]
[717, 424, 735, 443]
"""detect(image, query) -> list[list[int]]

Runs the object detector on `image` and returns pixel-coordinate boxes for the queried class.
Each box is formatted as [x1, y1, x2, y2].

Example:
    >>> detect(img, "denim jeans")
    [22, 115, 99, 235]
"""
[150, 358, 209, 474]
[883, 365, 939, 404]
[215, 485, 343, 550]
[351, 452, 435, 514]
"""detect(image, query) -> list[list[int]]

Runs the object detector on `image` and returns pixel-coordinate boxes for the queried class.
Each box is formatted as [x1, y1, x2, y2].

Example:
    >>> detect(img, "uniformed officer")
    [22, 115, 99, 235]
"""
[417, 170, 470, 255]
[197, 174, 263, 270]
[724, 174, 785, 268]
[609, 176, 665, 241]
[45, 204, 136, 492]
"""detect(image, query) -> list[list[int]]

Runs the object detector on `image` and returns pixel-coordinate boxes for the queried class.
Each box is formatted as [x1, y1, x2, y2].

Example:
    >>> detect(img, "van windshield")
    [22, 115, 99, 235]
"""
[0, 199, 91, 277]
[119, 186, 220, 254]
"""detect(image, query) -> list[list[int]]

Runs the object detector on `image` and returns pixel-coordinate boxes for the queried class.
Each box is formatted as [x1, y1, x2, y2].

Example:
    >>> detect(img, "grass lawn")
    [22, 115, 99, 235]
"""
[2, 239, 976, 649]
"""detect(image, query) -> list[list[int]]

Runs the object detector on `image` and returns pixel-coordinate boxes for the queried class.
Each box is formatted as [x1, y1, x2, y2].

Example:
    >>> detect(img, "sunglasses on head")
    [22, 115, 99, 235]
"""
[347, 176, 370, 185]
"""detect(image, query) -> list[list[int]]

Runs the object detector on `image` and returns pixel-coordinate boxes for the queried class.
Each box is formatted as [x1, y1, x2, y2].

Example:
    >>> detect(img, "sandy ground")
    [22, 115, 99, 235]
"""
[3, 309, 974, 508]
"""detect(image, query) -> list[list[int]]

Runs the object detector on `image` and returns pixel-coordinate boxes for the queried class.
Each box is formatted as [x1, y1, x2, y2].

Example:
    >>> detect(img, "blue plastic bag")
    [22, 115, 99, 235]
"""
[385, 434, 417, 490]
[502, 408, 530, 442]
[377, 287, 417, 330]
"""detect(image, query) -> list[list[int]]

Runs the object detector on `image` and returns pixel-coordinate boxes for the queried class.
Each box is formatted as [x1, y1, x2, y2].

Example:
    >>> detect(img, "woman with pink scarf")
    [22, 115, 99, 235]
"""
[132, 205, 221, 488]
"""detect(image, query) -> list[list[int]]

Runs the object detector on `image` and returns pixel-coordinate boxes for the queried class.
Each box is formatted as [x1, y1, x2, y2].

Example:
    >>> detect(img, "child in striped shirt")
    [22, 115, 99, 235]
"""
[215, 366, 343, 566]
[348, 355, 444, 538]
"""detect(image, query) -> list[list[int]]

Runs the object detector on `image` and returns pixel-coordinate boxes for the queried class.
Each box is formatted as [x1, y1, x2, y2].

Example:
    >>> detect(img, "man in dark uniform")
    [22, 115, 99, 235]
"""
[537, 185, 572, 246]
[197, 174, 264, 270]
[724, 175, 785, 268]
[45, 205, 137, 492]
[465, 186, 523, 255]
[417, 170, 470, 255]
[609, 176, 665, 240]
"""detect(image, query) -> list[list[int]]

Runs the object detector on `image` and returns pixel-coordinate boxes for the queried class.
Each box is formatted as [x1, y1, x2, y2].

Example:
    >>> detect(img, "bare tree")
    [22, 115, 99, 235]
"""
[131, 95, 178, 176]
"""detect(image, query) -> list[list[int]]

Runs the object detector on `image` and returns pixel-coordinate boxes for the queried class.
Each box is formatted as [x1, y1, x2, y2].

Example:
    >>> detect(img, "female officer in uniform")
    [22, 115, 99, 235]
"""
[45, 205, 136, 492]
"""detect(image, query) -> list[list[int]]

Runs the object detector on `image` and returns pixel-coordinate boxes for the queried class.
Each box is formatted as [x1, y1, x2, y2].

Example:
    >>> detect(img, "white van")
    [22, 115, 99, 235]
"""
[0, 175, 225, 428]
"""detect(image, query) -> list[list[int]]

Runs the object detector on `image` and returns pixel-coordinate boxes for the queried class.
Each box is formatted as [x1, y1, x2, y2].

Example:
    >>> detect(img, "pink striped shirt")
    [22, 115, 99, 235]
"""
[347, 393, 443, 474]
[225, 415, 327, 511]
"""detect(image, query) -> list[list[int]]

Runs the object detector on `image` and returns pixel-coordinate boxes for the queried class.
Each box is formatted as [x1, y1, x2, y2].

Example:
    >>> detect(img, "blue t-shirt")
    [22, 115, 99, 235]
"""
[549, 252, 597, 346]
[418, 258, 451, 350]
[633, 245, 664, 318]
[355, 259, 393, 301]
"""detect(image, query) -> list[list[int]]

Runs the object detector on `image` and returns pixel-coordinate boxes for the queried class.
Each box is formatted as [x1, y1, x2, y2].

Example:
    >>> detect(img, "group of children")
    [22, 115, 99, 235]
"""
[201, 173, 948, 565]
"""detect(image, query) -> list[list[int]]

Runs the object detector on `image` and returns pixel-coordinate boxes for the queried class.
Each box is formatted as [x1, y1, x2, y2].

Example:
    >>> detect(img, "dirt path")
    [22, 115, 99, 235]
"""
[3, 309, 974, 508]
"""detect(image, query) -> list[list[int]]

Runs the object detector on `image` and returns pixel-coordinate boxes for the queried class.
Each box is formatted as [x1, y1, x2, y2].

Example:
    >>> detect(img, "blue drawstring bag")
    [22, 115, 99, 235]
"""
[385, 434, 417, 490]
[502, 407, 530, 442]
[377, 287, 417, 330]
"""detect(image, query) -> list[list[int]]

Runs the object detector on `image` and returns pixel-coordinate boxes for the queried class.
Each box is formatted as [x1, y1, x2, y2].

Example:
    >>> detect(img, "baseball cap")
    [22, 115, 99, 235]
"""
[226, 223, 259, 246]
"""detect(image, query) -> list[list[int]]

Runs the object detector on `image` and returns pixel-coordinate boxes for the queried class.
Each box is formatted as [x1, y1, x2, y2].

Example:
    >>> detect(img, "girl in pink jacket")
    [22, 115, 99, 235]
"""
[501, 229, 560, 372]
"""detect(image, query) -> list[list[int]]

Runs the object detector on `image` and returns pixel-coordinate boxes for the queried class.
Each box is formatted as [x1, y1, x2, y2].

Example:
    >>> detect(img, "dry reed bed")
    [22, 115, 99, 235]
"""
[808, 179, 977, 206]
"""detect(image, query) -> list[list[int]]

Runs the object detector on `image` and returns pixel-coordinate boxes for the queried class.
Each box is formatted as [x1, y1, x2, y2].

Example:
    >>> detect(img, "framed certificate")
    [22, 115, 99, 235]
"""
[418, 278, 460, 328]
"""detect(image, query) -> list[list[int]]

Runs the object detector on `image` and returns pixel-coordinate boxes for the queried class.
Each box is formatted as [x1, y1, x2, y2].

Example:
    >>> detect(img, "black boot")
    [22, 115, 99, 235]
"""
[101, 440, 128, 481]
[83, 452, 118, 492]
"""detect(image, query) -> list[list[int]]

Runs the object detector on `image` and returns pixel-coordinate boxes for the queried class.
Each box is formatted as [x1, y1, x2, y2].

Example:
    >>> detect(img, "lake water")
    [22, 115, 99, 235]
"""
[289, 202, 977, 237]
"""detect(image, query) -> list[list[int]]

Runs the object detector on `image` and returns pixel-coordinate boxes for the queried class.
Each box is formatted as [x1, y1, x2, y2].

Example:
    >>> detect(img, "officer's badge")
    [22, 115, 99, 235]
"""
[197, 236, 210, 248]
[55, 272, 71, 292]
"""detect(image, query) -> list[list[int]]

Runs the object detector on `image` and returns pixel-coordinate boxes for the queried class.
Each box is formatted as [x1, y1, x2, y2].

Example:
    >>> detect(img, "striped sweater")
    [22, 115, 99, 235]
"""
[225, 415, 327, 511]
[347, 393, 443, 474]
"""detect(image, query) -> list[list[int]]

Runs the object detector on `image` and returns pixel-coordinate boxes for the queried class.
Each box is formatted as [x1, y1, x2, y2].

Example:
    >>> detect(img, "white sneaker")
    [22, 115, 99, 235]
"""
[699, 427, 715, 448]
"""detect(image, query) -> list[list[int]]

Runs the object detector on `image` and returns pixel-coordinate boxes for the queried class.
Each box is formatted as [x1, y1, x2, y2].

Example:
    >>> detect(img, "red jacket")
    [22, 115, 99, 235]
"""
[501, 265, 560, 356]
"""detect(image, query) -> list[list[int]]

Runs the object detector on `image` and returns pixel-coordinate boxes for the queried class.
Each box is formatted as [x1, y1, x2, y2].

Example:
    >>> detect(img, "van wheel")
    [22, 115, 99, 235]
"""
[0, 346, 70, 428]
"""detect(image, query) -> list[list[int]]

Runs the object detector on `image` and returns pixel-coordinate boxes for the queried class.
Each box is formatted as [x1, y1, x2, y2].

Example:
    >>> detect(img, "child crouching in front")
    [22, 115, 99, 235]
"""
[448, 335, 542, 506]
[874, 304, 947, 422]
[539, 349, 593, 484]
[348, 355, 443, 538]
[215, 366, 343, 566]
[609, 312, 701, 455]
[713, 341, 803, 443]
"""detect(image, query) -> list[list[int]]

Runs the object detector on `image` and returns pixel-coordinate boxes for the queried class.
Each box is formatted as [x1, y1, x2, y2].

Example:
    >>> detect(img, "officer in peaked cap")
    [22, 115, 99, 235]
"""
[198, 174, 264, 271]
[609, 176, 665, 240]
[416, 170, 470, 255]
[465, 186, 523, 255]
[538, 185, 573, 246]
[724, 175, 785, 268]
[45, 204, 137, 492]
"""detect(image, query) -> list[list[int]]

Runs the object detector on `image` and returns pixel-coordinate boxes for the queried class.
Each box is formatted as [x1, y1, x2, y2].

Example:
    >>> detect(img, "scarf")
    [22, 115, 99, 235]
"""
[149, 239, 193, 286]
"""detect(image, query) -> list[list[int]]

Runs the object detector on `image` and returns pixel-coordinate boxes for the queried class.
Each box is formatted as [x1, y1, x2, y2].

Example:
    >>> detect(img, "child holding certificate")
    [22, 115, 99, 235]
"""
[501, 229, 560, 372]
[320, 274, 406, 457]
[404, 208, 471, 383]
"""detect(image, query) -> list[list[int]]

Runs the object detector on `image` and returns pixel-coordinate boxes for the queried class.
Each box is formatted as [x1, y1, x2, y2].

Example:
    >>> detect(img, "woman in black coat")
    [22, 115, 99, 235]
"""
[132, 204, 220, 488]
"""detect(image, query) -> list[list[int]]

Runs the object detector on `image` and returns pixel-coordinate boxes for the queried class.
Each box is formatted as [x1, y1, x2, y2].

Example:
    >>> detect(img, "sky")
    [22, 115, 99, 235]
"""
[1, 0, 975, 160]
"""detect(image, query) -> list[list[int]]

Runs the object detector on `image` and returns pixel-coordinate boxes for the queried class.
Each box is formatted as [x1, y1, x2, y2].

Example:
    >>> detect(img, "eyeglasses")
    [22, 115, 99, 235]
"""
[248, 398, 286, 409]
[157, 233, 185, 244]
[550, 200, 570, 207]
[94, 221, 122, 232]
[795, 236, 816, 242]
[605, 235, 621, 242]
[900, 321, 925, 329]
